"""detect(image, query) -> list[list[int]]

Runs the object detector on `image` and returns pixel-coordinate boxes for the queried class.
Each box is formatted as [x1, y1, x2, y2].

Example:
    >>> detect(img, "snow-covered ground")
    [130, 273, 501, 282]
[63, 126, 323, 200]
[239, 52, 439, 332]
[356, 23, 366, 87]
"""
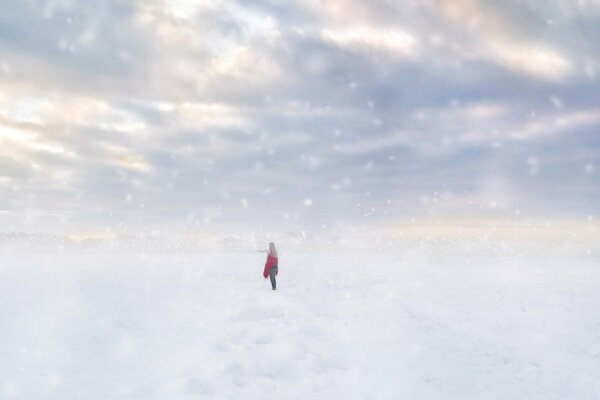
[1, 245, 599, 399]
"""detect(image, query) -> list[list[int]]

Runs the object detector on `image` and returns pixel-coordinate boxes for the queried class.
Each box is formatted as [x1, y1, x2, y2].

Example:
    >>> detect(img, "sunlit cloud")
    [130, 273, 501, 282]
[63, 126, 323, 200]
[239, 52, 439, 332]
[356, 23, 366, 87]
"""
[0, 125, 38, 143]
[0, 94, 58, 125]
[0, 124, 76, 158]
[513, 109, 600, 140]
[210, 47, 283, 82]
[322, 27, 419, 58]
[115, 155, 153, 173]
[488, 42, 572, 81]
[84, 102, 147, 134]
[437, 0, 574, 81]
[172, 103, 250, 132]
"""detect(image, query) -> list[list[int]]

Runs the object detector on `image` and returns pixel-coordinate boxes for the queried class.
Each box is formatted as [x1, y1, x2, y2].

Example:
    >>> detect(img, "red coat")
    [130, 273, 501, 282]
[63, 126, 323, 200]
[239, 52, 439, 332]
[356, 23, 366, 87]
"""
[263, 254, 278, 278]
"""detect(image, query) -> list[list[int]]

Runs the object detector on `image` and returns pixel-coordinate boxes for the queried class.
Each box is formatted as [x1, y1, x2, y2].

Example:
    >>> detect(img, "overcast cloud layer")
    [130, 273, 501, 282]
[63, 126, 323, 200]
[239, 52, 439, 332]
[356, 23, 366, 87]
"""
[1, 0, 599, 235]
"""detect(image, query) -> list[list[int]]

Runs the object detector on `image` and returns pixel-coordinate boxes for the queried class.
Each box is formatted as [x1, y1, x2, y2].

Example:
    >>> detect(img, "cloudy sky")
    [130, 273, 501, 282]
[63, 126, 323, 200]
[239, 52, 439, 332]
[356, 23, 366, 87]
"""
[0, 0, 599, 236]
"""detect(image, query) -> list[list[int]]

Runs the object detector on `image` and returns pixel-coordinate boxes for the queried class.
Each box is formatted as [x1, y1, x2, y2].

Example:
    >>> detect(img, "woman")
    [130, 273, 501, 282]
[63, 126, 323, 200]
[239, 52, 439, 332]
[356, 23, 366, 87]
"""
[262, 242, 279, 290]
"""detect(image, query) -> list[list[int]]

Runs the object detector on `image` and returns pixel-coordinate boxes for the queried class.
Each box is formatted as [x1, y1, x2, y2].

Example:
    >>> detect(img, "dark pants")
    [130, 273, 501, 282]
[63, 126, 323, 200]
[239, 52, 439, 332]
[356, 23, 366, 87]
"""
[269, 266, 278, 290]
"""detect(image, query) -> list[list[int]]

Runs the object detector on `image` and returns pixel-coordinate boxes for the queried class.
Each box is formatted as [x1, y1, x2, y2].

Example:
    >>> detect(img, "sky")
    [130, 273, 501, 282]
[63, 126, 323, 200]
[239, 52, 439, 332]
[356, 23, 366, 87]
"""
[0, 0, 599, 237]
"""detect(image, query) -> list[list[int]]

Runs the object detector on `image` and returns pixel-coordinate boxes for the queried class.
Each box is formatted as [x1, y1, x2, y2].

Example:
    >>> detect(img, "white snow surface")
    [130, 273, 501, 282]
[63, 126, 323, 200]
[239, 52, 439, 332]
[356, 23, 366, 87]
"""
[1, 246, 599, 399]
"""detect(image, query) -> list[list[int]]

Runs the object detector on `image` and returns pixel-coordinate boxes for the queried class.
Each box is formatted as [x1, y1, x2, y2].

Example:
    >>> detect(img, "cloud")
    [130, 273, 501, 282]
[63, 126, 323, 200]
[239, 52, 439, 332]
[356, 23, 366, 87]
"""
[0, 0, 598, 234]
[114, 155, 153, 173]
[321, 27, 419, 58]
[512, 109, 600, 140]
[488, 42, 572, 81]
[210, 46, 284, 83]
[436, 0, 576, 81]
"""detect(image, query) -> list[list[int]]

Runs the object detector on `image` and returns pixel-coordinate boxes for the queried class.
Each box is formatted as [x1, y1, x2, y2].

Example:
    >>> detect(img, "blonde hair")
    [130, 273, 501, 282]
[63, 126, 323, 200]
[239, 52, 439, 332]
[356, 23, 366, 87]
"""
[269, 242, 278, 257]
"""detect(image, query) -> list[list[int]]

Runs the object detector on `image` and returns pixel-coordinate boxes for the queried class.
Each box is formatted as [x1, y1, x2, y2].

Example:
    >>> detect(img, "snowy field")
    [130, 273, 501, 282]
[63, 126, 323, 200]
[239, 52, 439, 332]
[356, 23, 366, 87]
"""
[1, 245, 599, 399]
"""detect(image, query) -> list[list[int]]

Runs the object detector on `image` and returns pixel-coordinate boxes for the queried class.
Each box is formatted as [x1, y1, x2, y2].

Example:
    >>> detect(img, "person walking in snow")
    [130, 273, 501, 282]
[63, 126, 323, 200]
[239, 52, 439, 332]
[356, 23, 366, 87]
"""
[263, 242, 278, 290]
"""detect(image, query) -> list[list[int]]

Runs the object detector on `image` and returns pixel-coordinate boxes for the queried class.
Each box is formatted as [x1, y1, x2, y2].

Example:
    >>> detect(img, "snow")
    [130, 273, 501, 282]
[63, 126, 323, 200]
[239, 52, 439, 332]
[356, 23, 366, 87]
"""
[1, 246, 599, 399]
